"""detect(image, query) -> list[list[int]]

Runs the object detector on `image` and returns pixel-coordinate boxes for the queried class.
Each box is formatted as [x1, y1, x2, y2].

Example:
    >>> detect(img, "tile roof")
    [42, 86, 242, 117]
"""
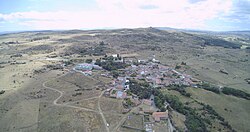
[152, 111, 168, 122]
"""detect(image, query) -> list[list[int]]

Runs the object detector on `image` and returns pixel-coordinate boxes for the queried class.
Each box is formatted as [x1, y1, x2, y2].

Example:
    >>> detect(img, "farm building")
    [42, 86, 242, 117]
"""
[116, 91, 127, 98]
[74, 63, 93, 71]
[152, 111, 168, 122]
[74, 63, 103, 71]
[143, 99, 153, 106]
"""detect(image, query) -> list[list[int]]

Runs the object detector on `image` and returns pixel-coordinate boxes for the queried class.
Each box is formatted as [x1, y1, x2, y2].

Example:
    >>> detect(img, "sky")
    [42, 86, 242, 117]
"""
[0, 0, 249, 32]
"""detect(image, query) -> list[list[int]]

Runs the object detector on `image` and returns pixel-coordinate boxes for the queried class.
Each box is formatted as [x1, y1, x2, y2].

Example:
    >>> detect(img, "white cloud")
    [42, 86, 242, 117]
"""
[0, 0, 233, 30]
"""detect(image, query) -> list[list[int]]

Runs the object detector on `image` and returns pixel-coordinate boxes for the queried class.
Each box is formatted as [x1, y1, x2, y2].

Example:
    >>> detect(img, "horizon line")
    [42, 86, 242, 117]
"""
[1, 27, 250, 34]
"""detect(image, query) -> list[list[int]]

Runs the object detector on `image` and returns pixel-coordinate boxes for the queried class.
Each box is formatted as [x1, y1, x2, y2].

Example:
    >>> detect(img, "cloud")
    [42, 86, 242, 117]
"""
[223, 0, 250, 22]
[0, 0, 234, 30]
[139, 5, 159, 10]
[188, 0, 207, 4]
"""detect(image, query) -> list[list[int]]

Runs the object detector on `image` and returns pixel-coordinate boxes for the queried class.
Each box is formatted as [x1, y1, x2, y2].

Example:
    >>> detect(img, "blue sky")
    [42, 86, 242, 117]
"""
[0, 0, 249, 31]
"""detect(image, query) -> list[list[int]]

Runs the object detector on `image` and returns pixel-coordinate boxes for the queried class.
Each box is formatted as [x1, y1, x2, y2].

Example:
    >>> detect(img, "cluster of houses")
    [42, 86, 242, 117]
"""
[104, 76, 129, 98]
[72, 54, 199, 124]
[101, 54, 200, 124]
[124, 62, 198, 88]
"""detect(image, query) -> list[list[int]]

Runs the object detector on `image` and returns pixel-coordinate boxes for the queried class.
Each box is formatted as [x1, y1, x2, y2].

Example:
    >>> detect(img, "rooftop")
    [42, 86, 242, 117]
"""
[152, 111, 168, 122]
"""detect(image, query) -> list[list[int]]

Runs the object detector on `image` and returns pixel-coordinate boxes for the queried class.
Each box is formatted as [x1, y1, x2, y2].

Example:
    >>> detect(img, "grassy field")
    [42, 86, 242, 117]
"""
[71, 98, 99, 110]
[46, 72, 102, 104]
[0, 70, 62, 132]
[187, 87, 250, 132]
[103, 113, 124, 131]
[170, 111, 186, 131]
[162, 87, 241, 131]
[123, 113, 144, 130]
[99, 97, 124, 114]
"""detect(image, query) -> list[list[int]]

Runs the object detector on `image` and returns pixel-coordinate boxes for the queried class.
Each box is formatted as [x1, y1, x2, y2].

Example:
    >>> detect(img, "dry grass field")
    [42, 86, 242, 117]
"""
[99, 97, 124, 114]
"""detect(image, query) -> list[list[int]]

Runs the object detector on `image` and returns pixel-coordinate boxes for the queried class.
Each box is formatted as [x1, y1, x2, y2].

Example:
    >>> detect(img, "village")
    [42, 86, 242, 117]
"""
[71, 53, 201, 132]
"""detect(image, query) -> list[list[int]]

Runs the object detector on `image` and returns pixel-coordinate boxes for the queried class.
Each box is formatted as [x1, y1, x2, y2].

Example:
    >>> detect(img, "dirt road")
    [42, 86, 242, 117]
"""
[42, 72, 110, 132]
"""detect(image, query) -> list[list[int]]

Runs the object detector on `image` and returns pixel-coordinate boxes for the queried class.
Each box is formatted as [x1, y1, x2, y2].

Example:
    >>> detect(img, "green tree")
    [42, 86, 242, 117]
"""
[85, 59, 93, 63]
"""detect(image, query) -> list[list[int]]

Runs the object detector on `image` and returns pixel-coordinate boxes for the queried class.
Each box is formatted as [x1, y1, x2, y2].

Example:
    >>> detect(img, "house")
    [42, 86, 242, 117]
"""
[143, 99, 153, 106]
[190, 78, 201, 83]
[116, 85, 124, 90]
[116, 91, 127, 98]
[163, 80, 171, 86]
[144, 109, 155, 115]
[92, 64, 102, 70]
[138, 59, 146, 63]
[122, 108, 130, 114]
[131, 98, 141, 106]
[145, 123, 153, 132]
[152, 58, 160, 63]
[152, 111, 168, 122]
[155, 78, 162, 85]
[112, 54, 118, 58]
[117, 77, 125, 81]
[104, 91, 110, 96]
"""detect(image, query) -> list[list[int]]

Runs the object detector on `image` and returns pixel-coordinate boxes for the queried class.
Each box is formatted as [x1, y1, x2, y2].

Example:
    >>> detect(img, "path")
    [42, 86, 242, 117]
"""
[113, 104, 142, 131]
[98, 91, 110, 132]
[42, 72, 109, 132]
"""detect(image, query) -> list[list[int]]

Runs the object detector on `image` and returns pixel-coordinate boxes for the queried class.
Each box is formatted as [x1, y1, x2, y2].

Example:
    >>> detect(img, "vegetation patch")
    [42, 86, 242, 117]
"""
[30, 36, 50, 42]
[197, 83, 220, 94]
[222, 87, 250, 100]
[128, 80, 151, 99]
[95, 58, 128, 71]
[0, 90, 5, 95]
[199, 36, 241, 49]
[167, 84, 191, 97]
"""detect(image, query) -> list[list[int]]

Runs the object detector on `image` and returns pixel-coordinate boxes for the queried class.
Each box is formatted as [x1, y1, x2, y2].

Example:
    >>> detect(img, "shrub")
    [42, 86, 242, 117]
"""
[0, 90, 5, 94]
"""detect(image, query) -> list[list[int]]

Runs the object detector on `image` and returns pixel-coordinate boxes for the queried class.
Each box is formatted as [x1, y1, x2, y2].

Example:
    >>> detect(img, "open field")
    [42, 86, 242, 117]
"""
[71, 98, 99, 111]
[0, 70, 62, 132]
[170, 111, 186, 131]
[162, 87, 247, 131]
[122, 113, 144, 130]
[99, 97, 124, 114]
[46, 72, 102, 104]
[187, 87, 250, 132]
[103, 113, 123, 131]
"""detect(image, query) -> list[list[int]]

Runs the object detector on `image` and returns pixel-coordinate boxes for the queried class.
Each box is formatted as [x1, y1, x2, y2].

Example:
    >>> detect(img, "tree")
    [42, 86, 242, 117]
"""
[111, 71, 119, 78]
[99, 41, 105, 45]
[175, 65, 181, 69]
[85, 59, 93, 63]
[181, 62, 186, 65]
[95, 59, 101, 65]
[0, 90, 5, 94]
